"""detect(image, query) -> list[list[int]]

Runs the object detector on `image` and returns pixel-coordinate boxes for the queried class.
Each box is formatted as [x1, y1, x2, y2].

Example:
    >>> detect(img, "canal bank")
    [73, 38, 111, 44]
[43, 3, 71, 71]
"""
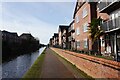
[23, 48, 46, 78]
[23, 48, 92, 79]
[2, 47, 45, 78]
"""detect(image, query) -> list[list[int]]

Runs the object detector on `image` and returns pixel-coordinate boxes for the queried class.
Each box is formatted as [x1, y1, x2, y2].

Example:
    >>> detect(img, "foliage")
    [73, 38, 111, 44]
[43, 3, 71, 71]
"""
[2, 38, 43, 63]
[88, 17, 103, 44]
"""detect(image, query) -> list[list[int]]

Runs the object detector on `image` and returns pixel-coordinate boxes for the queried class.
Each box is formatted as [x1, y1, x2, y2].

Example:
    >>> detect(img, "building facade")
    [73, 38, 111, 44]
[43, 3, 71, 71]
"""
[53, 33, 59, 47]
[49, 38, 53, 46]
[98, 0, 120, 61]
[58, 25, 69, 49]
[2, 30, 20, 43]
[68, 20, 76, 50]
[73, 1, 97, 51]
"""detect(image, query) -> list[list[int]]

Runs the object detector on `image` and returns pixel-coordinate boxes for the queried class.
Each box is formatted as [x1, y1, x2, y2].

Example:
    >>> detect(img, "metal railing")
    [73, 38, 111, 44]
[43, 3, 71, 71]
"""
[98, 1, 112, 11]
[102, 17, 120, 32]
[68, 27, 75, 33]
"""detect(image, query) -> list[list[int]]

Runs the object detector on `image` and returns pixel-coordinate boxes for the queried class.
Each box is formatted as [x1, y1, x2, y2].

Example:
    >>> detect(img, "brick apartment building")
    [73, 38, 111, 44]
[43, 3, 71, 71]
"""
[68, 20, 75, 50]
[53, 33, 59, 46]
[49, 33, 59, 47]
[97, 0, 120, 61]
[58, 25, 69, 49]
[49, 38, 53, 46]
[49, 0, 120, 61]
[73, 1, 98, 51]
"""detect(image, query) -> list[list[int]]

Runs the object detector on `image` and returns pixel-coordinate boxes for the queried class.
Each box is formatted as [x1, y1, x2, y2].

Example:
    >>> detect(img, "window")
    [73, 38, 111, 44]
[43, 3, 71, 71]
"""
[76, 27, 80, 35]
[82, 7, 88, 18]
[84, 39, 88, 48]
[83, 22, 88, 32]
[77, 41, 80, 48]
[76, 15, 80, 23]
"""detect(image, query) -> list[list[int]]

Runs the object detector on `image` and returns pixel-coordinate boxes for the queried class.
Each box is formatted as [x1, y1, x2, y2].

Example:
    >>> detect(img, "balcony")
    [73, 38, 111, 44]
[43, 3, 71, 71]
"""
[102, 17, 120, 32]
[98, 0, 120, 13]
[62, 34, 66, 37]
[68, 27, 75, 33]
[68, 36, 72, 41]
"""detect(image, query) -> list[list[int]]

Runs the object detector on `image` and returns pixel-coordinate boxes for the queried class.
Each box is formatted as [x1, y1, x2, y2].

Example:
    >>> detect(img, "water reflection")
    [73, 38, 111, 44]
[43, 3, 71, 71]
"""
[2, 47, 45, 78]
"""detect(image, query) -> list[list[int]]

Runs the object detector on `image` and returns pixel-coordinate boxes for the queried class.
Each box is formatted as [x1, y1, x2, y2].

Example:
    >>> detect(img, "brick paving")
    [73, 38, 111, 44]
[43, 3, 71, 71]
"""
[51, 47, 120, 78]
[40, 48, 75, 78]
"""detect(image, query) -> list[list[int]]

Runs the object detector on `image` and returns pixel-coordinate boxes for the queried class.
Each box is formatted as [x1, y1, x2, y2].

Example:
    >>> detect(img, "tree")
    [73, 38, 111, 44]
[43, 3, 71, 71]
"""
[88, 17, 104, 55]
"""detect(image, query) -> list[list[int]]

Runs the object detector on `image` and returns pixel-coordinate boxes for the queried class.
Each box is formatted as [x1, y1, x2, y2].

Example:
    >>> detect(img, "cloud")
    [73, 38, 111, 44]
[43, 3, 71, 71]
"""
[2, 15, 57, 44]
[1, 3, 57, 44]
[1, 2, 75, 44]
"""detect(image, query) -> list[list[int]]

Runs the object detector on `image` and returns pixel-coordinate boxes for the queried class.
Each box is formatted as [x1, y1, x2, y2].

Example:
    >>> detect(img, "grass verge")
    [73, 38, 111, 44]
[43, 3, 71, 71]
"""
[22, 48, 46, 79]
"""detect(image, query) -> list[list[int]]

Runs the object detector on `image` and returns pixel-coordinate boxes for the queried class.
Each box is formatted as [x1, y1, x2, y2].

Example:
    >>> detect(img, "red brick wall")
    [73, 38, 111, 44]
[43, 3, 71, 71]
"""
[51, 47, 120, 78]
[74, 2, 94, 50]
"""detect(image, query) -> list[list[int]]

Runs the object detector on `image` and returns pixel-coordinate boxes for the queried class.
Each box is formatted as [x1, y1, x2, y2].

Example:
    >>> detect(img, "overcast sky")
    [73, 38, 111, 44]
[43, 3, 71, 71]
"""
[0, 0, 76, 44]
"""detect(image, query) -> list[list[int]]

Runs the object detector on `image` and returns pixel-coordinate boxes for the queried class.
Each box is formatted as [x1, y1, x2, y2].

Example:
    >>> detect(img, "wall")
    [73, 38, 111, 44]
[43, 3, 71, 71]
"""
[51, 47, 120, 79]
[74, 2, 92, 50]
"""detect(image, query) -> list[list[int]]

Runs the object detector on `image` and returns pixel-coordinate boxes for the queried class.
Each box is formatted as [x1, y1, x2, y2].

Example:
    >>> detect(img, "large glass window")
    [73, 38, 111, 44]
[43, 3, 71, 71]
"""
[77, 41, 80, 48]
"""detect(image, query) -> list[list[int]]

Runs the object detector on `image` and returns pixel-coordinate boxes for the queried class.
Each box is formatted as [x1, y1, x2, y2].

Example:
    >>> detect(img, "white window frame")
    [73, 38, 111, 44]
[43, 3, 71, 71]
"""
[84, 38, 88, 48]
[83, 22, 88, 32]
[82, 7, 88, 18]
[76, 15, 80, 23]
[76, 40, 80, 48]
[76, 27, 80, 35]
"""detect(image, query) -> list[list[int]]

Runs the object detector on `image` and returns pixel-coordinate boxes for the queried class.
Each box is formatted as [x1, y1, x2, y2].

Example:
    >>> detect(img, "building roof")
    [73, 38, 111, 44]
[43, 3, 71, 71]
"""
[20, 33, 34, 39]
[73, 1, 85, 19]
[2, 30, 18, 36]
[59, 25, 69, 32]
[69, 20, 74, 26]
[54, 33, 58, 37]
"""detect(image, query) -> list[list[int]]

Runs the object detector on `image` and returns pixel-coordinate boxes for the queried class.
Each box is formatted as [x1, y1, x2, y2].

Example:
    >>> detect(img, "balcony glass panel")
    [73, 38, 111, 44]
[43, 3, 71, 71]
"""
[98, 1, 113, 11]
[102, 21, 108, 31]
[115, 17, 120, 28]
[102, 16, 120, 32]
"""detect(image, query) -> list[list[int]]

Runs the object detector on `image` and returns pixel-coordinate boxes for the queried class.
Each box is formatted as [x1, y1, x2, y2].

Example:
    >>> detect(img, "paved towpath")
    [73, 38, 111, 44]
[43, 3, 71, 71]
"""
[40, 48, 75, 78]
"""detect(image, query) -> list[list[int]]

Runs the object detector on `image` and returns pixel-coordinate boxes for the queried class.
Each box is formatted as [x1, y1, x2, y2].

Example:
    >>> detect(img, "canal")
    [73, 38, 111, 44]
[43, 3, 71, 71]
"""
[2, 47, 45, 78]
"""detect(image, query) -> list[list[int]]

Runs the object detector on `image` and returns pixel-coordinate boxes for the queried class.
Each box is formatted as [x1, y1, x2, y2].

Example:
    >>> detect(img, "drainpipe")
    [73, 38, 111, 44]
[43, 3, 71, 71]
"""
[114, 33, 118, 61]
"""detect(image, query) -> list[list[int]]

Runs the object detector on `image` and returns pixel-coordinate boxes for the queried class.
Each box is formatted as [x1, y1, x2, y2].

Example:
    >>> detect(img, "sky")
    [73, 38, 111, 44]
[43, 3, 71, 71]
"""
[0, 0, 76, 44]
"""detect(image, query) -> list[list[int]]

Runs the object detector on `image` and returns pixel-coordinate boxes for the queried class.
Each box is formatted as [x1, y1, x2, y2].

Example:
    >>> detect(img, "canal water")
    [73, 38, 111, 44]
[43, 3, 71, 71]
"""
[2, 47, 45, 78]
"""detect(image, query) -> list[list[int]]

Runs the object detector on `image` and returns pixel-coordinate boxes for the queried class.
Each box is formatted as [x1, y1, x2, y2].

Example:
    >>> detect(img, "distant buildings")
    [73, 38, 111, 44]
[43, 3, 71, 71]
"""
[68, 20, 75, 50]
[2, 30, 20, 43]
[20, 33, 34, 40]
[49, 0, 120, 61]
[2, 30, 38, 44]
[58, 25, 69, 48]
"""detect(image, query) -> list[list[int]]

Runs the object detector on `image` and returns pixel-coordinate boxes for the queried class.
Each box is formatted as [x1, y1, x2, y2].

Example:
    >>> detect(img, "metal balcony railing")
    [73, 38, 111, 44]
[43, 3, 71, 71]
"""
[68, 27, 75, 33]
[102, 17, 120, 32]
[98, 1, 112, 11]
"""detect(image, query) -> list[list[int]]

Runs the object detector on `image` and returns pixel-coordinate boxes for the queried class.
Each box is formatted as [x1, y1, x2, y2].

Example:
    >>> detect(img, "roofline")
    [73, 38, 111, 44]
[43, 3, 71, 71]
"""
[69, 20, 75, 26]
[73, 1, 86, 19]
[73, 1, 78, 19]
